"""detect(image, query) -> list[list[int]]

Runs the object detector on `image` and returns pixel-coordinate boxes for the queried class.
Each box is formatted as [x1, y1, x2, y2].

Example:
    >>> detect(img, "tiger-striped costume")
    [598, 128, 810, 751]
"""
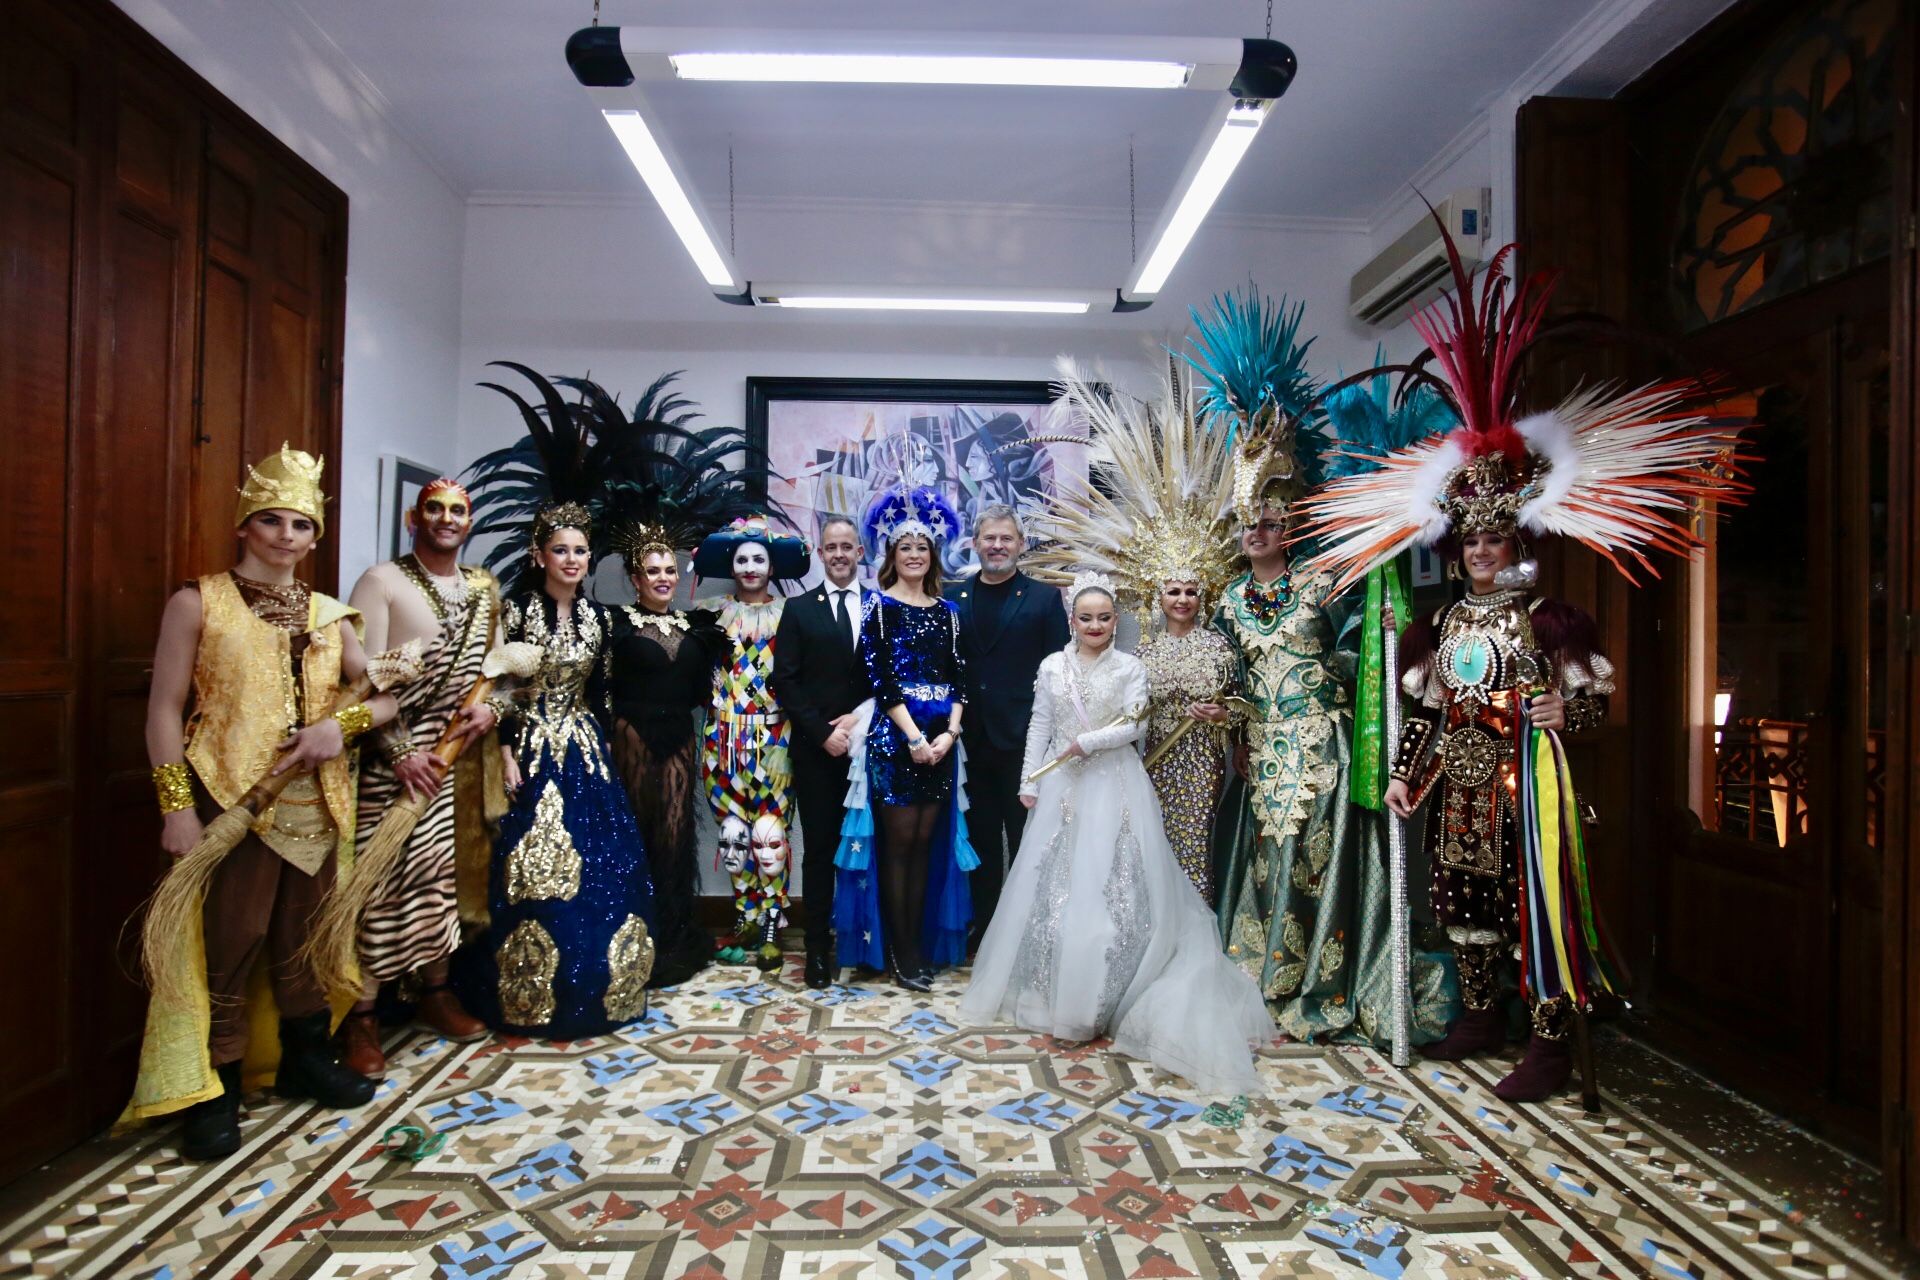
[355, 561, 497, 981]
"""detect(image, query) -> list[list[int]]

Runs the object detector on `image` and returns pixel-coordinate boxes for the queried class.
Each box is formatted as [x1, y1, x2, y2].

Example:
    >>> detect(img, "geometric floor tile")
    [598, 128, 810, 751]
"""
[0, 956, 1907, 1280]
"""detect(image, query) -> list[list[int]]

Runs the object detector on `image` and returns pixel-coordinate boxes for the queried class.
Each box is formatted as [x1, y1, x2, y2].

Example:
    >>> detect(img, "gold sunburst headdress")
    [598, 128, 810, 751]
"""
[1024, 356, 1240, 622]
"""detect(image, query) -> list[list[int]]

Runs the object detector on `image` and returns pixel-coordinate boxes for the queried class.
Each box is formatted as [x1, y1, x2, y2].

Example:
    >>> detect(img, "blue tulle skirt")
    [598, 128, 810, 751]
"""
[455, 733, 657, 1040]
[833, 702, 977, 971]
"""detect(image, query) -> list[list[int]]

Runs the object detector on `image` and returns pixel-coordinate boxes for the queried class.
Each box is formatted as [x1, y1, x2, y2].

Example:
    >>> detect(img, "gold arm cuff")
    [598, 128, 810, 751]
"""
[152, 762, 194, 815]
[332, 703, 375, 745]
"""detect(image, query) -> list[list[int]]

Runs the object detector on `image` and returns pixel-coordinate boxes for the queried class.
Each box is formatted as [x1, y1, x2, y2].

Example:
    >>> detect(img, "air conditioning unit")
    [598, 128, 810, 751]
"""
[1349, 188, 1491, 328]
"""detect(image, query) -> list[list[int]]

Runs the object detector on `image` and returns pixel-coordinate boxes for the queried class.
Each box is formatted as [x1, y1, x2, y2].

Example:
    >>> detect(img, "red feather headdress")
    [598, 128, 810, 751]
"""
[1294, 212, 1752, 592]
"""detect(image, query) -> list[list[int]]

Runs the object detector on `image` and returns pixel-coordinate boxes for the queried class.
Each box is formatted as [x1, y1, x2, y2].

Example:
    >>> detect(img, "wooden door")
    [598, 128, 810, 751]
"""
[0, 0, 95, 1178]
[1883, 0, 1918, 1246]
[0, 0, 345, 1184]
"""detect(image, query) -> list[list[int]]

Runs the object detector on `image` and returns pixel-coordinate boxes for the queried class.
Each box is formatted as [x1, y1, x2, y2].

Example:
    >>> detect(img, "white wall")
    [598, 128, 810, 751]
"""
[456, 195, 1380, 894]
[455, 197, 1380, 470]
[117, 0, 469, 589]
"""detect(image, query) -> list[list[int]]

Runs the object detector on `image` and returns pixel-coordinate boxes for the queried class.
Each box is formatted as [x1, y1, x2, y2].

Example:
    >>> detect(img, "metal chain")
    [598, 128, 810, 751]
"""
[1266, 0, 1274, 39]
[728, 139, 736, 256]
[1128, 135, 1137, 261]
[592, 0, 600, 27]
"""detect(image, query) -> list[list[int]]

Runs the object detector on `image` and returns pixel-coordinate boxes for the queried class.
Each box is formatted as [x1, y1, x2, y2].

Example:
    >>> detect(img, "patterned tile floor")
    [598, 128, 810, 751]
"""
[0, 959, 1908, 1279]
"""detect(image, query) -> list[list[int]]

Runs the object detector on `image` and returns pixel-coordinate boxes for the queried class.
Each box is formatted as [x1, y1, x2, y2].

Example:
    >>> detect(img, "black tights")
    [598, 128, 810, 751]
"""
[878, 802, 940, 972]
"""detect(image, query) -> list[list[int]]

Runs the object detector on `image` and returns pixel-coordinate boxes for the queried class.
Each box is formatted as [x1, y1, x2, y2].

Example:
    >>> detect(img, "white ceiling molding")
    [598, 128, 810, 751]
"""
[1365, 114, 1492, 242]
[1366, 0, 1739, 255]
[275, 0, 467, 200]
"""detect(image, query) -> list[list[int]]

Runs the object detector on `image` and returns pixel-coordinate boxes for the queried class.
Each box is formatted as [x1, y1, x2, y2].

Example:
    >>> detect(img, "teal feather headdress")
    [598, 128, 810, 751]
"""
[1181, 286, 1334, 520]
[1321, 351, 1459, 481]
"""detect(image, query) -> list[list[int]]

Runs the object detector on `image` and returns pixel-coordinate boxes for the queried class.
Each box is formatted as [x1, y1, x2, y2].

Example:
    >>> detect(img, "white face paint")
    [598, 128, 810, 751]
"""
[718, 816, 751, 875]
[732, 542, 771, 592]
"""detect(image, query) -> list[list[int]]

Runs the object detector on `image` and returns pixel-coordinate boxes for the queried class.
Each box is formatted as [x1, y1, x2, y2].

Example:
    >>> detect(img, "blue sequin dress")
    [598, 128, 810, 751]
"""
[834, 593, 979, 969]
[454, 592, 658, 1040]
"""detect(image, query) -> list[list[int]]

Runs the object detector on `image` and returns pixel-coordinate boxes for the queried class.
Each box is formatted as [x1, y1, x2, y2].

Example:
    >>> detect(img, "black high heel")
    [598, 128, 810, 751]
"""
[888, 944, 932, 993]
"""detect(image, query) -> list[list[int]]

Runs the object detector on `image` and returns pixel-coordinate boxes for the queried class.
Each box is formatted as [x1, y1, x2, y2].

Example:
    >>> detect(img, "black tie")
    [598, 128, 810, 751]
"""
[832, 589, 851, 642]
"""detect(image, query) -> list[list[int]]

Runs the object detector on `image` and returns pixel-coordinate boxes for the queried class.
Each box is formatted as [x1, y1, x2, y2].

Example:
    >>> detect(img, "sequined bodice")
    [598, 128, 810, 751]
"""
[502, 594, 609, 777]
[1217, 569, 1348, 721]
[1136, 628, 1238, 746]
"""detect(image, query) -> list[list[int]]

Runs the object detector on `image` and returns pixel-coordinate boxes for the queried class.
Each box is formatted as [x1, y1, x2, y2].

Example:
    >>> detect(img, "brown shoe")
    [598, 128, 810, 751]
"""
[414, 985, 488, 1042]
[338, 1010, 386, 1078]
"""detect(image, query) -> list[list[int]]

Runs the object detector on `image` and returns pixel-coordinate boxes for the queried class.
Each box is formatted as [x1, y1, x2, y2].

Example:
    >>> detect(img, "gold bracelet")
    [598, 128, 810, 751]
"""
[152, 762, 194, 815]
[332, 703, 375, 745]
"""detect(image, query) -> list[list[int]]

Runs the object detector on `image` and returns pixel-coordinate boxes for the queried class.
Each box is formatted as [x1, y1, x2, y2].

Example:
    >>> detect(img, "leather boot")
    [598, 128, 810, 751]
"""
[1493, 1033, 1574, 1102]
[179, 1060, 243, 1161]
[756, 913, 784, 972]
[338, 1009, 386, 1077]
[278, 1011, 378, 1108]
[414, 985, 488, 1042]
[1422, 1005, 1506, 1061]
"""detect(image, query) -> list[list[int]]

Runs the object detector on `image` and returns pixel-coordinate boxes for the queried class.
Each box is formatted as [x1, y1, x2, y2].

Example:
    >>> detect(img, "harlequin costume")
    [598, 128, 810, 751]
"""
[124, 447, 396, 1158]
[694, 515, 810, 958]
[1295, 233, 1749, 1101]
[1183, 291, 1456, 1047]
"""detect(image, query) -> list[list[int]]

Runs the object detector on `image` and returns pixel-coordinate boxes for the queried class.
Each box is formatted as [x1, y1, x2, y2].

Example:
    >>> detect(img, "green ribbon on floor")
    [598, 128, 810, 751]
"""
[1349, 558, 1410, 810]
[381, 1124, 445, 1161]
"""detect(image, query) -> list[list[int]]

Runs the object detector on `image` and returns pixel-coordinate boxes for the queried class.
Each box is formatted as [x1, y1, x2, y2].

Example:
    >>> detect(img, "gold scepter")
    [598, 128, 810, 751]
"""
[305, 641, 542, 995]
[1141, 685, 1246, 773]
[1024, 712, 1133, 784]
[138, 640, 427, 1010]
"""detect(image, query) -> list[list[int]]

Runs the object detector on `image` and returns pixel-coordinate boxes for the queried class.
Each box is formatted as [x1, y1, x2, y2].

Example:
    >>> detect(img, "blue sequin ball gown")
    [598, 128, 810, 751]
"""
[454, 592, 659, 1041]
[834, 593, 979, 970]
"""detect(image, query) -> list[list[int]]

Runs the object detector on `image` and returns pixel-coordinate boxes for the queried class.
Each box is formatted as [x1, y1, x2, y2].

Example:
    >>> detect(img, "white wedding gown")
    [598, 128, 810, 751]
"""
[960, 644, 1274, 1097]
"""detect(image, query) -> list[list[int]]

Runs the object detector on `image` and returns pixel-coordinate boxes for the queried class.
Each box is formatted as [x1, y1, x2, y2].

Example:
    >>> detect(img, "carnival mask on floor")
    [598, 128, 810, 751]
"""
[750, 815, 789, 879]
[717, 816, 751, 875]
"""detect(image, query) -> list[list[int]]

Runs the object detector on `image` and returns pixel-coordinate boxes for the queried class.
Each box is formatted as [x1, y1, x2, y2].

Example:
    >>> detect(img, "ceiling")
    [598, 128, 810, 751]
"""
[287, 0, 1612, 223]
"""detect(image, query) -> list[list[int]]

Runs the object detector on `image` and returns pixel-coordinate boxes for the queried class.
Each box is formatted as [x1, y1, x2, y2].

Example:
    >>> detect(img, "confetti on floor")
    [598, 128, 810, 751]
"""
[0, 958, 1905, 1279]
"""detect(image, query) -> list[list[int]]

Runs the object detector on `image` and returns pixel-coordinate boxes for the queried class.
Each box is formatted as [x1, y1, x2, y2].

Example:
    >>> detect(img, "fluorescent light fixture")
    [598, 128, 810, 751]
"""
[600, 108, 738, 289]
[752, 284, 1097, 314]
[1126, 100, 1266, 298]
[667, 52, 1192, 89]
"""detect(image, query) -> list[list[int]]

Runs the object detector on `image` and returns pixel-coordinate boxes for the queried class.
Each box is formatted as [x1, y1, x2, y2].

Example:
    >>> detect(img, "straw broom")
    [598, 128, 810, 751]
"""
[306, 641, 542, 995]
[140, 675, 376, 1011]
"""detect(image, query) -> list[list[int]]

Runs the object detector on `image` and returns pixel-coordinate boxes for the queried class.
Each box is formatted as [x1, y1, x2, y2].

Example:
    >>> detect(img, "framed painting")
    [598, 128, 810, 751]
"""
[377, 455, 444, 562]
[745, 377, 1087, 586]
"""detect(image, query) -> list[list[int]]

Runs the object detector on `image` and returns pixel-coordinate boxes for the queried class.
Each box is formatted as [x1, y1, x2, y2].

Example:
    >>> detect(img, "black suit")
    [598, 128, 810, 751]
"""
[771, 582, 870, 952]
[945, 569, 1069, 933]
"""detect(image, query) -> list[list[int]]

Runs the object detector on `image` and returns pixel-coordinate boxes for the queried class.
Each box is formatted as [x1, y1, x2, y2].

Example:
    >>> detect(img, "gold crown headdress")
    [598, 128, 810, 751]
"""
[1025, 357, 1240, 622]
[235, 443, 328, 533]
[531, 501, 594, 551]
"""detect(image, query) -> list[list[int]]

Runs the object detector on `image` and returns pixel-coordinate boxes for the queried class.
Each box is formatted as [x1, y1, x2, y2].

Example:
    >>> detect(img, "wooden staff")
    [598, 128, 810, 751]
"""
[139, 674, 376, 1011]
[306, 641, 540, 995]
